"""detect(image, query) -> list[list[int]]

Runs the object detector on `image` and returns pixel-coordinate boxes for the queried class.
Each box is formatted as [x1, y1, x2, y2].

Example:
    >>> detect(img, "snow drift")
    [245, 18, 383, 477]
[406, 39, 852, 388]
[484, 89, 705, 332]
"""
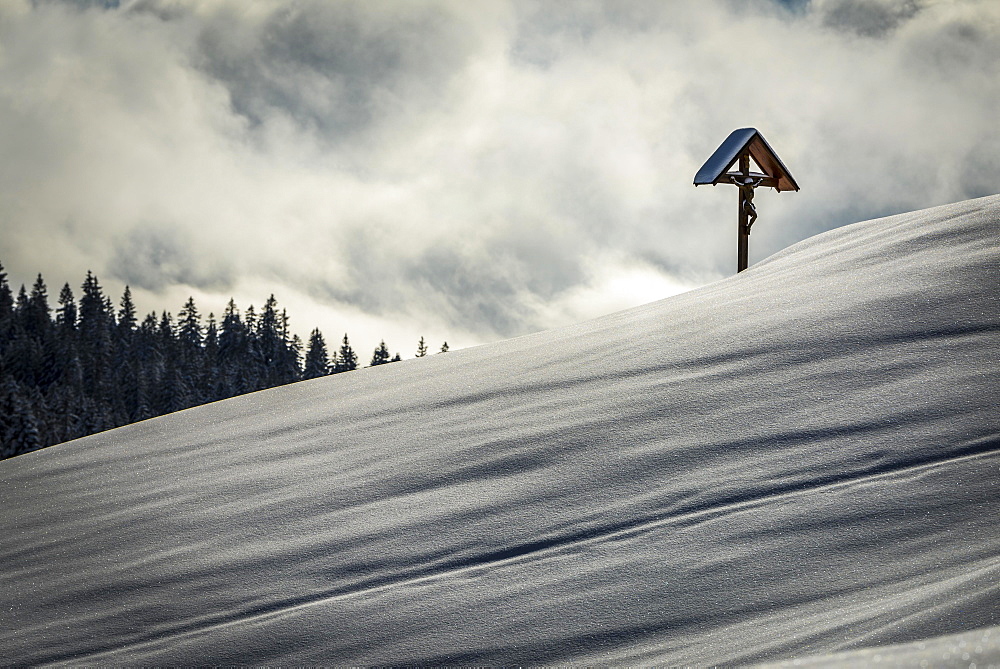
[2, 195, 999, 666]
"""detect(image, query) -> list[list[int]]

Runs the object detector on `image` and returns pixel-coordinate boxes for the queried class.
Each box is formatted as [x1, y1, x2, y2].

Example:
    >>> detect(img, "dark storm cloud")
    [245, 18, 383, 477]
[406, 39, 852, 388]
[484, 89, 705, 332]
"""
[111, 225, 235, 293]
[815, 0, 923, 37]
[183, 1, 483, 145]
[401, 230, 588, 337]
[297, 215, 588, 337]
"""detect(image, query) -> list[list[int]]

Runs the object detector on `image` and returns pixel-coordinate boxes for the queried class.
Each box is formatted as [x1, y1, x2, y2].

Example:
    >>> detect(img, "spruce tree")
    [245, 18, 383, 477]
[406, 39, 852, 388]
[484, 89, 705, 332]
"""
[0, 378, 42, 459]
[14, 284, 27, 315]
[26, 274, 51, 336]
[336, 333, 358, 372]
[203, 313, 221, 400]
[177, 297, 204, 399]
[0, 261, 13, 328]
[244, 304, 257, 335]
[177, 297, 202, 350]
[135, 312, 162, 414]
[218, 299, 242, 359]
[287, 333, 303, 382]
[439, 341, 450, 353]
[23, 275, 59, 391]
[54, 283, 80, 412]
[370, 340, 391, 366]
[242, 304, 264, 390]
[303, 328, 330, 379]
[157, 311, 175, 351]
[77, 272, 113, 398]
[117, 286, 137, 334]
[204, 313, 219, 352]
[2, 326, 41, 388]
[416, 336, 428, 357]
[258, 296, 280, 374]
[274, 308, 301, 385]
[179, 298, 207, 405]
[109, 287, 137, 421]
[56, 283, 77, 333]
[152, 311, 177, 414]
[218, 299, 246, 397]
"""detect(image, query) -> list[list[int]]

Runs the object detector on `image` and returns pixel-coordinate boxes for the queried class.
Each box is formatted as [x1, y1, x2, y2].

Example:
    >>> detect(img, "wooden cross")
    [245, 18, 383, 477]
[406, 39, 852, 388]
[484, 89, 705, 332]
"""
[694, 128, 800, 273]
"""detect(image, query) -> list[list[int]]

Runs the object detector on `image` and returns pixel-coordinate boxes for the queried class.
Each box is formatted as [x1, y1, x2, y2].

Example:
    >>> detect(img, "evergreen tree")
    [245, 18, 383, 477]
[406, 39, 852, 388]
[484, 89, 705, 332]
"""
[253, 296, 298, 387]
[244, 304, 257, 335]
[162, 360, 193, 414]
[0, 261, 13, 328]
[218, 300, 242, 358]
[47, 378, 84, 446]
[287, 333, 303, 382]
[151, 312, 176, 414]
[390, 352, 402, 362]
[204, 313, 219, 355]
[133, 312, 161, 418]
[117, 286, 137, 334]
[177, 297, 204, 402]
[242, 304, 265, 390]
[217, 299, 243, 397]
[28, 275, 61, 392]
[26, 274, 51, 336]
[77, 272, 113, 398]
[203, 312, 221, 400]
[303, 328, 330, 379]
[158, 311, 175, 352]
[4, 285, 41, 389]
[56, 283, 77, 333]
[53, 283, 79, 404]
[177, 297, 202, 351]
[55, 283, 78, 361]
[273, 307, 301, 385]
[3, 329, 41, 388]
[258, 296, 280, 355]
[0, 378, 42, 458]
[14, 284, 28, 315]
[371, 340, 391, 366]
[439, 341, 450, 353]
[336, 333, 358, 372]
[416, 336, 428, 358]
[109, 287, 139, 423]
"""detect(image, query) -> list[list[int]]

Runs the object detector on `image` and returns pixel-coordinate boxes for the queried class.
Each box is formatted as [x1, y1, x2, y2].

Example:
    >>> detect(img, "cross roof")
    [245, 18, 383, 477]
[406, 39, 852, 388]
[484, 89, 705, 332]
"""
[693, 127, 799, 192]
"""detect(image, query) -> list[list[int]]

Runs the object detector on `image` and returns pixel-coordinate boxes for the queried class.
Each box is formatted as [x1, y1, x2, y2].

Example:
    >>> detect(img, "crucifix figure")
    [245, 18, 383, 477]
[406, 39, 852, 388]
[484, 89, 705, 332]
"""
[733, 154, 764, 272]
[693, 128, 800, 273]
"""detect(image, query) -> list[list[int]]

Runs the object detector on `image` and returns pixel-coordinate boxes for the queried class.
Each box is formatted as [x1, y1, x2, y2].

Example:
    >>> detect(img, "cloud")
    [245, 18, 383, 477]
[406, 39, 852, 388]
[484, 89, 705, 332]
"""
[0, 0, 997, 350]
[187, 1, 492, 145]
[112, 224, 234, 292]
[814, 0, 923, 37]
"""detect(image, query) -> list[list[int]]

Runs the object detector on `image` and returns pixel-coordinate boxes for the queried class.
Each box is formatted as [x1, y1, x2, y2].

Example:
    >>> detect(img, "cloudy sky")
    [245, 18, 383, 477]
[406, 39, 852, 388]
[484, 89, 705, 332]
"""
[1, 0, 998, 356]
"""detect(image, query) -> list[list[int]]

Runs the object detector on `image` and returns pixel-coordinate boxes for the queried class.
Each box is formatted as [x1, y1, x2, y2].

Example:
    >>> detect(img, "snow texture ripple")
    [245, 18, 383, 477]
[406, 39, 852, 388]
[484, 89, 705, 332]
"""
[1, 195, 999, 665]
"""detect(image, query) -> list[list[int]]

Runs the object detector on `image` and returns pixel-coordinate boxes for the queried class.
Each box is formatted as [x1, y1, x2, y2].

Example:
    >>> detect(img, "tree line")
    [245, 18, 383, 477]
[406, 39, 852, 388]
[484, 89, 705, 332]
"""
[0, 263, 448, 460]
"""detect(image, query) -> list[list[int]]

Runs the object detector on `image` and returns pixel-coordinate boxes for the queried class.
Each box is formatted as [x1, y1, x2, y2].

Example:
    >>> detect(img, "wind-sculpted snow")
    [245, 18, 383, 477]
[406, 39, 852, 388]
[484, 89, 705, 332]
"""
[2, 196, 999, 665]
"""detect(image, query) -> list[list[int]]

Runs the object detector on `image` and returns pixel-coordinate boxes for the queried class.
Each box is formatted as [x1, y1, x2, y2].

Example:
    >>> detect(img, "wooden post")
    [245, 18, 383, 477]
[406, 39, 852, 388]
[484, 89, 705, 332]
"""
[737, 153, 750, 273]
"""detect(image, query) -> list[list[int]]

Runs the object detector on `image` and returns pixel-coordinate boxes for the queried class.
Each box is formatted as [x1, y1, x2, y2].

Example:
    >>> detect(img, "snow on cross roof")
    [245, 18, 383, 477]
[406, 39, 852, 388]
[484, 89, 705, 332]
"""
[693, 127, 800, 192]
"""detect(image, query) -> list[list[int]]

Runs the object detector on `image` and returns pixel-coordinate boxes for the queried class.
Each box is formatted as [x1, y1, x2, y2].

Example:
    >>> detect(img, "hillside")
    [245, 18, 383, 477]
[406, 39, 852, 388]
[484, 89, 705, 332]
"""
[1, 195, 998, 665]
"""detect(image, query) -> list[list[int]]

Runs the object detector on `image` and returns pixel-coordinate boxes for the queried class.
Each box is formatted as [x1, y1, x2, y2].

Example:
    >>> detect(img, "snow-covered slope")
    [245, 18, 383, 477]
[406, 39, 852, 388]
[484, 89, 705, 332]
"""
[2, 196, 999, 666]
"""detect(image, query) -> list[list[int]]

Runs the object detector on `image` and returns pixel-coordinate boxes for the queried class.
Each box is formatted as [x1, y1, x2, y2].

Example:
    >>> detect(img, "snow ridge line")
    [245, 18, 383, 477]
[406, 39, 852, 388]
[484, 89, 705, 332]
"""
[46, 437, 1000, 665]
